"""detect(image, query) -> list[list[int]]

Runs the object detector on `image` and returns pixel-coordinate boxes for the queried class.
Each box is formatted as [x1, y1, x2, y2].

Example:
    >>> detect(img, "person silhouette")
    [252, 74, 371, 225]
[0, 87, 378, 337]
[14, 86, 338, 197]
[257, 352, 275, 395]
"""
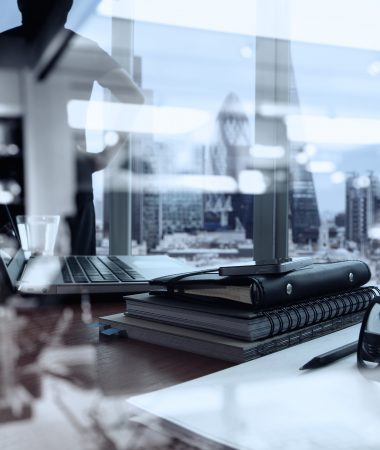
[1, 0, 144, 254]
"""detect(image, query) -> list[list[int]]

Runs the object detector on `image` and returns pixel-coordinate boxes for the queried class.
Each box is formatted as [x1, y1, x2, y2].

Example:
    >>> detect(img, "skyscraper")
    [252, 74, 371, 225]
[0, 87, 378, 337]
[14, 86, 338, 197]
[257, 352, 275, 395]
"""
[289, 149, 320, 244]
[130, 138, 161, 251]
[204, 92, 252, 233]
[160, 144, 205, 235]
[131, 140, 206, 251]
[345, 173, 377, 247]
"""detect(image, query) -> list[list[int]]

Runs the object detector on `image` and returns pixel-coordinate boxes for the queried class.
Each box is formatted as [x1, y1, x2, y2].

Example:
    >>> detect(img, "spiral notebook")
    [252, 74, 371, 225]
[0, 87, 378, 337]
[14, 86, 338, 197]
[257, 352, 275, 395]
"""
[99, 286, 379, 363]
[123, 286, 378, 341]
[98, 309, 365, 363]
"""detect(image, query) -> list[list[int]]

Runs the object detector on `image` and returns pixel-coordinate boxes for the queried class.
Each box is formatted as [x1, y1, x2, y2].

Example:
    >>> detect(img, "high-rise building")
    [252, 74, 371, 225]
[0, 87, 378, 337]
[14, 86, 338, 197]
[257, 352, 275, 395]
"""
[204, 92, 252, 233]
[132, 140, 206, 251]
[345, 172, 378, 247]
[290, 150, 320, 244]
[160, 144, 205, 235]
[130, 138, 161, 251]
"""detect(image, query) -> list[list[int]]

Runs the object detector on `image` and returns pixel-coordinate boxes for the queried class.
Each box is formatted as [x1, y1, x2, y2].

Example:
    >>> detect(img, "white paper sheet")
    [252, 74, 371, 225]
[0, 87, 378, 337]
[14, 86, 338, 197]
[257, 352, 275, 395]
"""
[129, 324, 380, 450]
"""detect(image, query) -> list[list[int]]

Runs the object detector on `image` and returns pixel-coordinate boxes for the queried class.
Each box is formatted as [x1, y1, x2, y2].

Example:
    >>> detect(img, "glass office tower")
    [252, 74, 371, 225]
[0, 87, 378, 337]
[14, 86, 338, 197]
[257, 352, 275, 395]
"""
[290, 149, 321, 245]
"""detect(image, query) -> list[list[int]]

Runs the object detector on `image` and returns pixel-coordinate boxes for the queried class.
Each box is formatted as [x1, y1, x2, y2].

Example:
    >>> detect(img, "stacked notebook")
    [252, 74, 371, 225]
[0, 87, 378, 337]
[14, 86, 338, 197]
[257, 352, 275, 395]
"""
[99, 260, 379, 363]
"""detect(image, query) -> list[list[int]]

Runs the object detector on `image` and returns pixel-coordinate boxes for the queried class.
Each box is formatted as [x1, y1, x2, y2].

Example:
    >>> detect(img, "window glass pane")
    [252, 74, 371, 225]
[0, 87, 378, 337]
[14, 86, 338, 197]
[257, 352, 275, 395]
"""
[287, 1, 380, 283]
[32, 0, 380, 283]
[128, 17, 256, 267]
[284, 43, 380, 282]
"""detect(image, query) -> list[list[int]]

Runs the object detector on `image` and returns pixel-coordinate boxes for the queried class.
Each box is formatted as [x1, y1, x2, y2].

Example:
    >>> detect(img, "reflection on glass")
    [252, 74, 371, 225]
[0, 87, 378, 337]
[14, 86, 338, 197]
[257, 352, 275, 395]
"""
[120, 18, 257, 267]
[82, 1, 380, 280]
[4, 0, 379, 279]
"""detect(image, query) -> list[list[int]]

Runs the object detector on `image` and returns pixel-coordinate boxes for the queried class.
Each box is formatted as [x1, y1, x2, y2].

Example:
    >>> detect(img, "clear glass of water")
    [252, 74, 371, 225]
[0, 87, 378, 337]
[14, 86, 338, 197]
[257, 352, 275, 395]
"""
[16, 215, 60, 257]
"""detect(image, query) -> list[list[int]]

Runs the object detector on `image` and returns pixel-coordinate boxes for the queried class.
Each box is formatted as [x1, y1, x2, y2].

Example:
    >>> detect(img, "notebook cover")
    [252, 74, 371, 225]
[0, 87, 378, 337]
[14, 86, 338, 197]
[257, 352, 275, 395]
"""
[150, 260, 372, 310]
[98, 310, 365, 363]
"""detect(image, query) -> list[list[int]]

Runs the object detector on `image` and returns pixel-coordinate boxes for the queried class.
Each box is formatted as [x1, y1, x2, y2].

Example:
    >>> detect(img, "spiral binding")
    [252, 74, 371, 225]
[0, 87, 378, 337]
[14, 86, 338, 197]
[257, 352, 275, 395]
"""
[328, 295, 340, 319]
[335, 292, 347, 314]
[315, 298, 328, 322]
[322, 295, 333, 318]
[274, 309, 284, 333]
[363, 287, 376, 304]
[262, 286, 376, 338]
[347, 292, 355, 312]
[255, 308, 366, 357]
[296, 302, 310, 326]
[286, 305, 303, 330]
[262, 311, 275, 336]
[308, 301, 319, 324]
[352, 290, 365, 312]
[279, 307, 294, 333]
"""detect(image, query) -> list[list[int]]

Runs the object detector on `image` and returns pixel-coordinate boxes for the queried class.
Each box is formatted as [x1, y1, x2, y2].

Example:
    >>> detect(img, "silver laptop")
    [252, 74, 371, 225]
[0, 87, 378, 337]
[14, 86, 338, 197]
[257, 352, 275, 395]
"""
[0, 206, 194, 295]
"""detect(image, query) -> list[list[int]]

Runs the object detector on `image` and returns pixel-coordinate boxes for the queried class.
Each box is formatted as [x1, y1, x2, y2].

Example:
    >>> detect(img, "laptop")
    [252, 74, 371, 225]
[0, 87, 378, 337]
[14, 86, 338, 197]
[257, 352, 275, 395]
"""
[0, 206, 194, 295]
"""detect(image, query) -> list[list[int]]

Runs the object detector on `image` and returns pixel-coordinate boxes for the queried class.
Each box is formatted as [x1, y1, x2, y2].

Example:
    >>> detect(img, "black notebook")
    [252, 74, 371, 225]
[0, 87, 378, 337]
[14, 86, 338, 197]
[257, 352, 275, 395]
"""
[99, 309, 367, 363]
[150, 260, 371, 310]
[124, 286, 379, 341]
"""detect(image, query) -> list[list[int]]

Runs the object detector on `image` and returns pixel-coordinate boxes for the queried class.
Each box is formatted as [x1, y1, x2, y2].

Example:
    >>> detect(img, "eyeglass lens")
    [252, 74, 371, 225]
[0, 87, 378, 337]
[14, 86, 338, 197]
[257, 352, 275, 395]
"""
[358, 301, 380, 371]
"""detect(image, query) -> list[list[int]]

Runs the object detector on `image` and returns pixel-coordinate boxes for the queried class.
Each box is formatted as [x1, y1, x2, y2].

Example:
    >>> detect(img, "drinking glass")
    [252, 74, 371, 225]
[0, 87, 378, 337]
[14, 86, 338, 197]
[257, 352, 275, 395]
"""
[16, 215, 60, 257]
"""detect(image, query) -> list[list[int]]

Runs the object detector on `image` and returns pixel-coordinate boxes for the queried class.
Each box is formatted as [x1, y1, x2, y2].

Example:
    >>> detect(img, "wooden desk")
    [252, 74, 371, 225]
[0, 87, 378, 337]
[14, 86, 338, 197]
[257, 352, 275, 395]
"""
[0, 298, 234, 450]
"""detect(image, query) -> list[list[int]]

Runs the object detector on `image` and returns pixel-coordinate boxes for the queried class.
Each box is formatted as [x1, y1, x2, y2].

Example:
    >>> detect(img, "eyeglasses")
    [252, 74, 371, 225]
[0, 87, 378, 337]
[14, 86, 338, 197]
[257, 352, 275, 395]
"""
[357, 296, 380, 380]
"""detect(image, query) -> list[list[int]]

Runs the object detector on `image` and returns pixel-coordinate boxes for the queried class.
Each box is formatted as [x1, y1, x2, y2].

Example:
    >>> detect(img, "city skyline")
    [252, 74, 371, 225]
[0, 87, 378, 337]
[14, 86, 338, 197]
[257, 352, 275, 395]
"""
[313, 145, 380, 216]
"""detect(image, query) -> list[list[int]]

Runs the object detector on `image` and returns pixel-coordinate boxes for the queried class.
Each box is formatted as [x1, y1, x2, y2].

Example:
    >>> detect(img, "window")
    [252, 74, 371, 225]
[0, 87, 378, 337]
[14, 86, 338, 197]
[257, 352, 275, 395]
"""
[3, 0, 379, 282]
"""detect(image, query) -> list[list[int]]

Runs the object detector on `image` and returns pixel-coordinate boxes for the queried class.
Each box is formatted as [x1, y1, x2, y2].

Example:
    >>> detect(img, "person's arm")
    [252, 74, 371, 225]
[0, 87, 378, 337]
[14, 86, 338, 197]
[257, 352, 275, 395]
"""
[77, 135, 126, 173]
[89, 45, 145, 170]
[98, 67, 145, 105]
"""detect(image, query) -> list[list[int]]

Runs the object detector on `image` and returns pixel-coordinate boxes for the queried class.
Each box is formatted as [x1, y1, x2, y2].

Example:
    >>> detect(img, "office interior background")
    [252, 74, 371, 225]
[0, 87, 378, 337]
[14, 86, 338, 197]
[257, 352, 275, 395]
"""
[1, 0, 380, 280]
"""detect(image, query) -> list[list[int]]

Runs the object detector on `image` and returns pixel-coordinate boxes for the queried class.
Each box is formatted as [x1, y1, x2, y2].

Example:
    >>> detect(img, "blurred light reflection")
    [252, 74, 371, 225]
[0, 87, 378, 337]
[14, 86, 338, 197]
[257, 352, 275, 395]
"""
[286, 115, 380, 144]
[367, 61, 380, 77]
[111, 173, 238, 194]
[67, 101, 211, 135]
[240, 45, 253, 59]
[307, 161, 335, 173]
[330, 171, 346, 184]
[238, 170, 267, 194]
[352, 175, 371, 189]
[103, 131, 120, 146]
[250, 145, 285, 159]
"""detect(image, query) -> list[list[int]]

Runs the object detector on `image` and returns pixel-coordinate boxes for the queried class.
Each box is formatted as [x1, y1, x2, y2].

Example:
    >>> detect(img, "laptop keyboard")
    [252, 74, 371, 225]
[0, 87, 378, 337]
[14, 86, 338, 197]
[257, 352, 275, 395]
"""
[61, 256, 146, 284]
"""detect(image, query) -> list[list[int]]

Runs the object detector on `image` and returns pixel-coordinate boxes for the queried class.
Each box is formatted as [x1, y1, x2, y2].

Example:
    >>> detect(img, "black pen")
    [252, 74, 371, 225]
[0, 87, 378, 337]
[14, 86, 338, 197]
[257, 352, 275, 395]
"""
[299, 341, 358, 370]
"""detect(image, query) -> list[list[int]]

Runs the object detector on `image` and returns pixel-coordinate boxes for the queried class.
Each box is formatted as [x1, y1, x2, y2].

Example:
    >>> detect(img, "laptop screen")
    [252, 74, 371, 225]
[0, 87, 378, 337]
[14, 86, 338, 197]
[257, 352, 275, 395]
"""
[0, 206, 25, 288]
